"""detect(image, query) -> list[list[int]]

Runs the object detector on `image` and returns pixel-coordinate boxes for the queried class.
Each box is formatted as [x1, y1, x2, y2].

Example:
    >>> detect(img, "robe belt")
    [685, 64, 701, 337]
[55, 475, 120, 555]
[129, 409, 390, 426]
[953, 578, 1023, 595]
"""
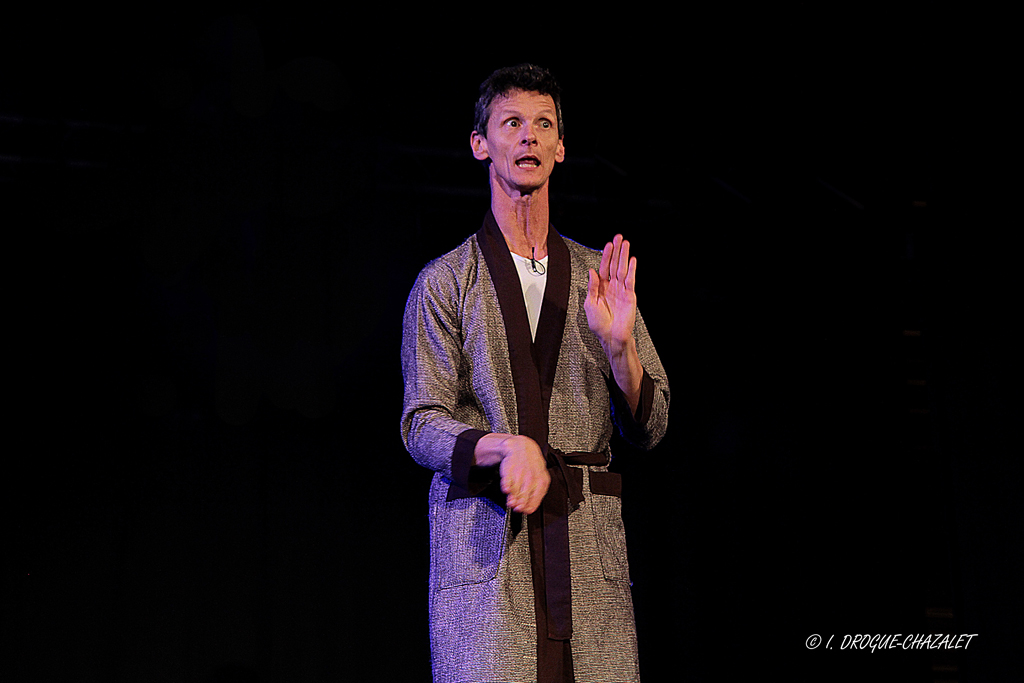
[530, 448, 612, 643]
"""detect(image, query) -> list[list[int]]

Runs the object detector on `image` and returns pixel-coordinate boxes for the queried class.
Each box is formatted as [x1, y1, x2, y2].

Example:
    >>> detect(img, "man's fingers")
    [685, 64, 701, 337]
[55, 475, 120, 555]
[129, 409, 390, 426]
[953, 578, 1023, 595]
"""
[616, 238, 630, 282]
[608, 236, 621, 280]
[513, 477, 549, 514]
[501, 470, 519, 497]
[525, 470, 550, 513]
[599, 241, 613, 281]
[502, 456, 550, 514]
[602, 234, 630, 283]
[502, 467, 527, 510]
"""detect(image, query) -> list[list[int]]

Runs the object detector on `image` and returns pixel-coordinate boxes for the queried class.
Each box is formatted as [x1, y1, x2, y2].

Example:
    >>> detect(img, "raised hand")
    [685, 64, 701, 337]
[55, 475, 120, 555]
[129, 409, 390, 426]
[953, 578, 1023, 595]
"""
[585, 234, 637, 353]
[585, 235, 644, 413]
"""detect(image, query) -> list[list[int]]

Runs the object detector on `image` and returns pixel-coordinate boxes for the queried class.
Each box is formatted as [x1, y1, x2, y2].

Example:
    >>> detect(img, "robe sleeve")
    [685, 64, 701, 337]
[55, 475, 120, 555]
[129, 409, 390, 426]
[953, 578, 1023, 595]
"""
[608, 308, 670, 450]
[400, 259, 493, 490]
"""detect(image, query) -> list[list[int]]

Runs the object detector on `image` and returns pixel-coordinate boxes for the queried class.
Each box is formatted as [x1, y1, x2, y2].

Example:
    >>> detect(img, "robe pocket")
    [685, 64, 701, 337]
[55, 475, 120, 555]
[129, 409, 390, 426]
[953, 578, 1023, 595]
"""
[434, 497, 507, 589]
[589, 472, 630, 583]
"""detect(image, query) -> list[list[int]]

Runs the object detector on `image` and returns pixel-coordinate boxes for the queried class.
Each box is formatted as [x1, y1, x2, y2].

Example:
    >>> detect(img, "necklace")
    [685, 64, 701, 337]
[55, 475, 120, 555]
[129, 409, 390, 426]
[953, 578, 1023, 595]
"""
[529, 247, 546, 276]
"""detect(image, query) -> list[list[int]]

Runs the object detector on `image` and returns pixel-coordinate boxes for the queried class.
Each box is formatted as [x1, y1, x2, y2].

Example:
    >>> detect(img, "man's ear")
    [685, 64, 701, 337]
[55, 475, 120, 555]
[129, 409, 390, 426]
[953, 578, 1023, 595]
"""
[555, 136, 565, 164]
[470, 131, 489, 161]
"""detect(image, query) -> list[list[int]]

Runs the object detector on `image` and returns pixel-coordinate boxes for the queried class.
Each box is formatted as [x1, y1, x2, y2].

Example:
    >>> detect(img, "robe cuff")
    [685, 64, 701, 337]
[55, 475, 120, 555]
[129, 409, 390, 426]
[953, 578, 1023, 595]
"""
[446, 428, 498, 501]
[608, 368, 656, 441]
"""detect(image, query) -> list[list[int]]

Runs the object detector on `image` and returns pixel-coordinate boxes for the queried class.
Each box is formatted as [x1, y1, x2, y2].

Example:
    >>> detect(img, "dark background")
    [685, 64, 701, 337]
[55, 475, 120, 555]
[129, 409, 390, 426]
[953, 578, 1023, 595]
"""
[6, 8, 1018, 683]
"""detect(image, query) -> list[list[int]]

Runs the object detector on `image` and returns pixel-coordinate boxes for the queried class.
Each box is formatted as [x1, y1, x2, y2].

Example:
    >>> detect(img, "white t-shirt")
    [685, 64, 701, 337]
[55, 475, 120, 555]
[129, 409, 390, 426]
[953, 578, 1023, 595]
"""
[510, 252, 548, 341]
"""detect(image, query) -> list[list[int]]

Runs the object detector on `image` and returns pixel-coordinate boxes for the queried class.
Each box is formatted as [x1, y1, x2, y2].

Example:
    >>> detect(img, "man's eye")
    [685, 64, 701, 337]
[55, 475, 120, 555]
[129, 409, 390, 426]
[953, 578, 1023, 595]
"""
[540, 120, 551, 128]
[507, 119, 519, 128]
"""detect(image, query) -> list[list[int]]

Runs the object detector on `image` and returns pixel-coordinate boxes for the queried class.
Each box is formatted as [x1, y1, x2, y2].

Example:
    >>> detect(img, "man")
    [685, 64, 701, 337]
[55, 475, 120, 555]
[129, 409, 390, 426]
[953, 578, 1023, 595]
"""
[401, 64, 669, 683]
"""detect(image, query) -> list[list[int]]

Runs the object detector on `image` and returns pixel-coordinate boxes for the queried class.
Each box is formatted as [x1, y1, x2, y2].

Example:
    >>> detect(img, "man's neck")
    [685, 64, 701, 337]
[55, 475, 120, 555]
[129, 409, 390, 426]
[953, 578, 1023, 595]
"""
[490, 175, 550, 259]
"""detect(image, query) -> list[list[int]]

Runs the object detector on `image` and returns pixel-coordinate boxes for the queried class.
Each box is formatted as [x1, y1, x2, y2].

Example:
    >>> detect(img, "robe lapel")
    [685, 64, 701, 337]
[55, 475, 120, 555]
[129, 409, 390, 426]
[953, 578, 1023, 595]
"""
[476, 211, 569, 446]
[534, 221, 571, 427]
[477, 211, 576, 682]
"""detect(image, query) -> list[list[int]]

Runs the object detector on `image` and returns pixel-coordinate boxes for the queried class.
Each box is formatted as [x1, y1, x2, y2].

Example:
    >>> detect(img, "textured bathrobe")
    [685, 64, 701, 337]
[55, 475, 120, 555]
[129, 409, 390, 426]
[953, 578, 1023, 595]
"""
[401, 213, 669, 683]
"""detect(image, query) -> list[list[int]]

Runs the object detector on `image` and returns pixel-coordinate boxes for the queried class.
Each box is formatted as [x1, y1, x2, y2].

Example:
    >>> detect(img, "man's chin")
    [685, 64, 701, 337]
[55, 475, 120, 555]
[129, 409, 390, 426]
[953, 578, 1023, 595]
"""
[516, 184, 544, 196]
[507, 178, 548, 197]
[491, 170, 550, 198]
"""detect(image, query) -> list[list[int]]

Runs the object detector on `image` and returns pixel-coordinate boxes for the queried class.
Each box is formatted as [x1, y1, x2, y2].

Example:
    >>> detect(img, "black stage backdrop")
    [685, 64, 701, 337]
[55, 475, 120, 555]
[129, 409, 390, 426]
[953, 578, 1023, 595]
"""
[6, 9, 1018, 683]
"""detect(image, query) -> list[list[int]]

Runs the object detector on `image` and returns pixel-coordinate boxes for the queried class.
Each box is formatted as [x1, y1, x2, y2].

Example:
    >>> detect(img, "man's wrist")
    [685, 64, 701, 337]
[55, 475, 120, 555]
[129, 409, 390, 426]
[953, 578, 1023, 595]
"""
[473, 433, 524, 467]
[600, 334, 637, 360]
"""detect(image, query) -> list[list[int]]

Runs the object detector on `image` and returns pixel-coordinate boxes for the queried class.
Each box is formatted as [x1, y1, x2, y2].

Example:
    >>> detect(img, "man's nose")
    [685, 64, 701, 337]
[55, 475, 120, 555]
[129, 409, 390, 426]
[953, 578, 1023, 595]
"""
[520, 123, 538, 144]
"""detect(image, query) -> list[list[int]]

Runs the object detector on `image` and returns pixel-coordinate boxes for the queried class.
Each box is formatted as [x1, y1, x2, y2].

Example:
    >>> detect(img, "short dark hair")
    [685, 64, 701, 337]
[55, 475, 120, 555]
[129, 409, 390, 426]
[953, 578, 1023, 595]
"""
[473, 63, 564, 139]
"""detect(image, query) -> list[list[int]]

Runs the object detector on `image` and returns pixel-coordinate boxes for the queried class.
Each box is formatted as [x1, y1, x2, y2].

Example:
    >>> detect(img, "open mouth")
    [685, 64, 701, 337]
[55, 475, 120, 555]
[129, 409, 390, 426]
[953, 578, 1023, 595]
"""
[515, 156, 541, 168]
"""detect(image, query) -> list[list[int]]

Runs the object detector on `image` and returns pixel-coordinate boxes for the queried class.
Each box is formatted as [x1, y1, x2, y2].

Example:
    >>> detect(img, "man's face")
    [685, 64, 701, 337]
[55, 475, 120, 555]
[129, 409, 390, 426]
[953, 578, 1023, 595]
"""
[471, 89, 565, 195]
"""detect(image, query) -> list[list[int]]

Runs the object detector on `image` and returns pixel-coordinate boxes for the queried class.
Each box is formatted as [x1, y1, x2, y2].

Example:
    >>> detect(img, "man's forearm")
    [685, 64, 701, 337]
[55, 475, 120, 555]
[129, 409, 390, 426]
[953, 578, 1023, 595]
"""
[603, 335, 643, 415]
